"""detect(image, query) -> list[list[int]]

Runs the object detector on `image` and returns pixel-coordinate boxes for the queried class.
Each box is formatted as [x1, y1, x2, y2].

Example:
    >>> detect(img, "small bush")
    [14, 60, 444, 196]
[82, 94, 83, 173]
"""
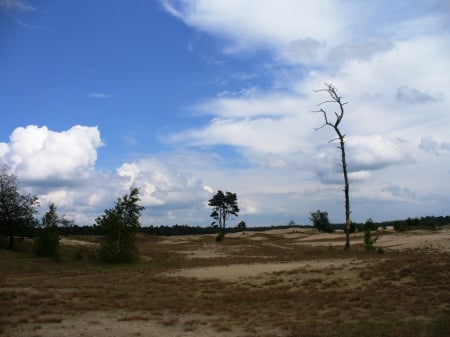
[33, 226, 60, 259]
[216, 233, 225, 242]
[364, 228, 378, 252]
[72, 248, 84, 261]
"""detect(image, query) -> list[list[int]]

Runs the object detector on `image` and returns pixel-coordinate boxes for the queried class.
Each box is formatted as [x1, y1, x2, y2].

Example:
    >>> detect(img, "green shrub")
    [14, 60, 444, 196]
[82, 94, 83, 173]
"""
[33, 226, 60, 259]
[363, 228, 378, 252]
[216, 232, 225, 242]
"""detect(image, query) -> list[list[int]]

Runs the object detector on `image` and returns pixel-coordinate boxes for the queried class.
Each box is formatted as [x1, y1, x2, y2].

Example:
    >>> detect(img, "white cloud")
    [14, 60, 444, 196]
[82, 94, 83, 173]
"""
[347, 135, 413, 171]
[162, 0, 347, 62]
[116, 154, 213, 223]
[160, 0, 450, 223]
[0, 0, 36, 12]
[0, 125, 103, 182]
[89, 92, 111, 99]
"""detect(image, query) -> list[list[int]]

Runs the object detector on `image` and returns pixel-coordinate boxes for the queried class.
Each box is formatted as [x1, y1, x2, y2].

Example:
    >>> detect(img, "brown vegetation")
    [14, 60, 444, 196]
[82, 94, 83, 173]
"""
[1, 227, 449, 336]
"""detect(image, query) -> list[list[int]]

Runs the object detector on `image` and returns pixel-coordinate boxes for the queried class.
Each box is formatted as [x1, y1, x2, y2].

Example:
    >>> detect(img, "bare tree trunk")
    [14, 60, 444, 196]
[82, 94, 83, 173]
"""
[338, 131, 351, 251]
[314, 84, 351, 251]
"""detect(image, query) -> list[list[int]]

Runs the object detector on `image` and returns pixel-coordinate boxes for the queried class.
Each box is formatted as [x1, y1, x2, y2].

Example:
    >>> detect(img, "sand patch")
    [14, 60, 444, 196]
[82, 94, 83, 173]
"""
[59, 238, 99, 247]
[377, 229, 450, 251]
[169, 259, 360, 281]
[7, 311, 244, 337]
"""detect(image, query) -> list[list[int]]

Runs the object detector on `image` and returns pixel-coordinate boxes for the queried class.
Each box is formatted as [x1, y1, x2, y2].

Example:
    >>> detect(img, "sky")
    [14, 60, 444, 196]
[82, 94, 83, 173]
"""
[1, 0, 449, 227]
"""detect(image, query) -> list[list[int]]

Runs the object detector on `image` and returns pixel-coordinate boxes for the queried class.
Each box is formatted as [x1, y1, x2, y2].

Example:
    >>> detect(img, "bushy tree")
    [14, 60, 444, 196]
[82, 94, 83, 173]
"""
[0, 166, 39, 250]
[96, 188, 144, 263]
[237, 221, 246, 232]
[33, 202, 64, 258]
[208, 190, 239, 241]
[363, 218, 378, 231]
[309, 210, 332, 233]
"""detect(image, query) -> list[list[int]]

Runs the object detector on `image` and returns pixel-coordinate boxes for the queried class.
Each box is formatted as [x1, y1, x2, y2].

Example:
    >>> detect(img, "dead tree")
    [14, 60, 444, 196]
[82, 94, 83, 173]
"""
[313, 84, 351, 251]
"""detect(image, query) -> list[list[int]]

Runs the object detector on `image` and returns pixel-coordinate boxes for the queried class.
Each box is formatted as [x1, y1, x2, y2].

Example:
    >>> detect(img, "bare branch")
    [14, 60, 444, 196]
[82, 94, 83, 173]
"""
[312, 83, 351, 251]
[316, 100, 338, 106]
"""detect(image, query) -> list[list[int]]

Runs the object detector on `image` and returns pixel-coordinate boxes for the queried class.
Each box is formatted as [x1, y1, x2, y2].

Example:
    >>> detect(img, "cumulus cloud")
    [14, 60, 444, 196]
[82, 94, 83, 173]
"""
[347, 135, 413, 171]
[117, 155, 211, 214]
[0, 125, 103, 183]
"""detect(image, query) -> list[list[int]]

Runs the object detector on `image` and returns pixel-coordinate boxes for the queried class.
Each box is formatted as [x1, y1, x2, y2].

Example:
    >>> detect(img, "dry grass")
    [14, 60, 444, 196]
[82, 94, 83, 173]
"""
[1, 229, 449, 337]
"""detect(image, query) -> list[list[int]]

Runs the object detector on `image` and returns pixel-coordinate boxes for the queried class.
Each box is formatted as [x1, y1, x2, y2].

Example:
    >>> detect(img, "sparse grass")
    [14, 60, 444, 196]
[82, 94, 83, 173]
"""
[0, 231, 449, 337]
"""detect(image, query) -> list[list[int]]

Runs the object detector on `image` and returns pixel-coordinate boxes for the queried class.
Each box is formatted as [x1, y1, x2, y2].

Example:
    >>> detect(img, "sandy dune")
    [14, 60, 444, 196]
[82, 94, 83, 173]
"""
[3, 226, 449, 337]
[169, 259, 361, 281]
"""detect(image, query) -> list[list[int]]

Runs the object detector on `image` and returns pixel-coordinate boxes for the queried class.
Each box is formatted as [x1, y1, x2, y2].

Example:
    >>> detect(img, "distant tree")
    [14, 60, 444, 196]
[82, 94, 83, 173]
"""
[208, 190, 239, 241]
[237, 221, 246, 231]
[0, 166, 39, 250]
[309, 210, 332, 233]
[313, 84, 352, 250]
[33, 202, 67, 258]
[288, 220, 296, 227]
[96, 188, 144, 263]
[363, 218, 378, 231]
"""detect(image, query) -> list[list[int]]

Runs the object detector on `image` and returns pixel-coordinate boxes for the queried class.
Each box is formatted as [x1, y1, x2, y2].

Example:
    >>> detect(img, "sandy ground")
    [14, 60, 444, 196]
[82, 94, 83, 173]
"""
[9, 311, 245, 337]
[169, 258, 362, 281]
[59, 238, 99, 247]
[3, 226, 449, 337]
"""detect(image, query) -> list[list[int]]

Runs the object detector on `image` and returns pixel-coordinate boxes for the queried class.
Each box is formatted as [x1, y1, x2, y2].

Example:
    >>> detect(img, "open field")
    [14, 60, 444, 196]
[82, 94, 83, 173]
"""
[1, 227, 449, 337]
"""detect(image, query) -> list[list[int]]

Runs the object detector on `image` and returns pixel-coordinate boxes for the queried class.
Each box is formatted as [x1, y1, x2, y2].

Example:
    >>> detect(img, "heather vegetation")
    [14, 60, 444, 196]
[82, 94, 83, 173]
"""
[1, 228, 449, 337]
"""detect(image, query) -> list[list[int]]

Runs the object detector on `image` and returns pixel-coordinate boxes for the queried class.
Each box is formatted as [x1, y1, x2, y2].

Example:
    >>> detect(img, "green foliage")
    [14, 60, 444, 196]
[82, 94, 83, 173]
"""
[33, 203, 61, 258]
[392, 217, 436, 231]
[363, 218, 378, 231]
[0, 166, 39, 250]
[96, 187, 144, 263]
[363, 228, 378, 252]
[72, 248, 84, 261]
[309, 210, 332, 233]
[208, 190, 239, 239]
[237, 221, 246, 230]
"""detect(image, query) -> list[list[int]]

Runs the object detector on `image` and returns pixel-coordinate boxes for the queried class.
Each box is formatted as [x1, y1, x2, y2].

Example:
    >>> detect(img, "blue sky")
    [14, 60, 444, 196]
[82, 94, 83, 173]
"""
[1, 0, 449, 226]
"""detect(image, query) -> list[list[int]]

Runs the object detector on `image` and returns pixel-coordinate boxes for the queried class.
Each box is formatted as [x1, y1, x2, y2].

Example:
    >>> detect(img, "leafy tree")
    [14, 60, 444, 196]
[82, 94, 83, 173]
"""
[96, 187, 144, 263]
[363, 218, 378, 231]
[313, 84, 352, 250]
[208, 190, 239, 240]
[309, 210, 332, 233]
[33, 202, 65, 258]
[0, 166, 39, 250]
[237, 220, 246, 231]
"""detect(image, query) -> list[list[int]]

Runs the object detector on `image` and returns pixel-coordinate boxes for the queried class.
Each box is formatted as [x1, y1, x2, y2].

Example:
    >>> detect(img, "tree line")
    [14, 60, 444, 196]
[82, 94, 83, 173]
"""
[309, 209, 448, 233]
[2, 165, 448, 264]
